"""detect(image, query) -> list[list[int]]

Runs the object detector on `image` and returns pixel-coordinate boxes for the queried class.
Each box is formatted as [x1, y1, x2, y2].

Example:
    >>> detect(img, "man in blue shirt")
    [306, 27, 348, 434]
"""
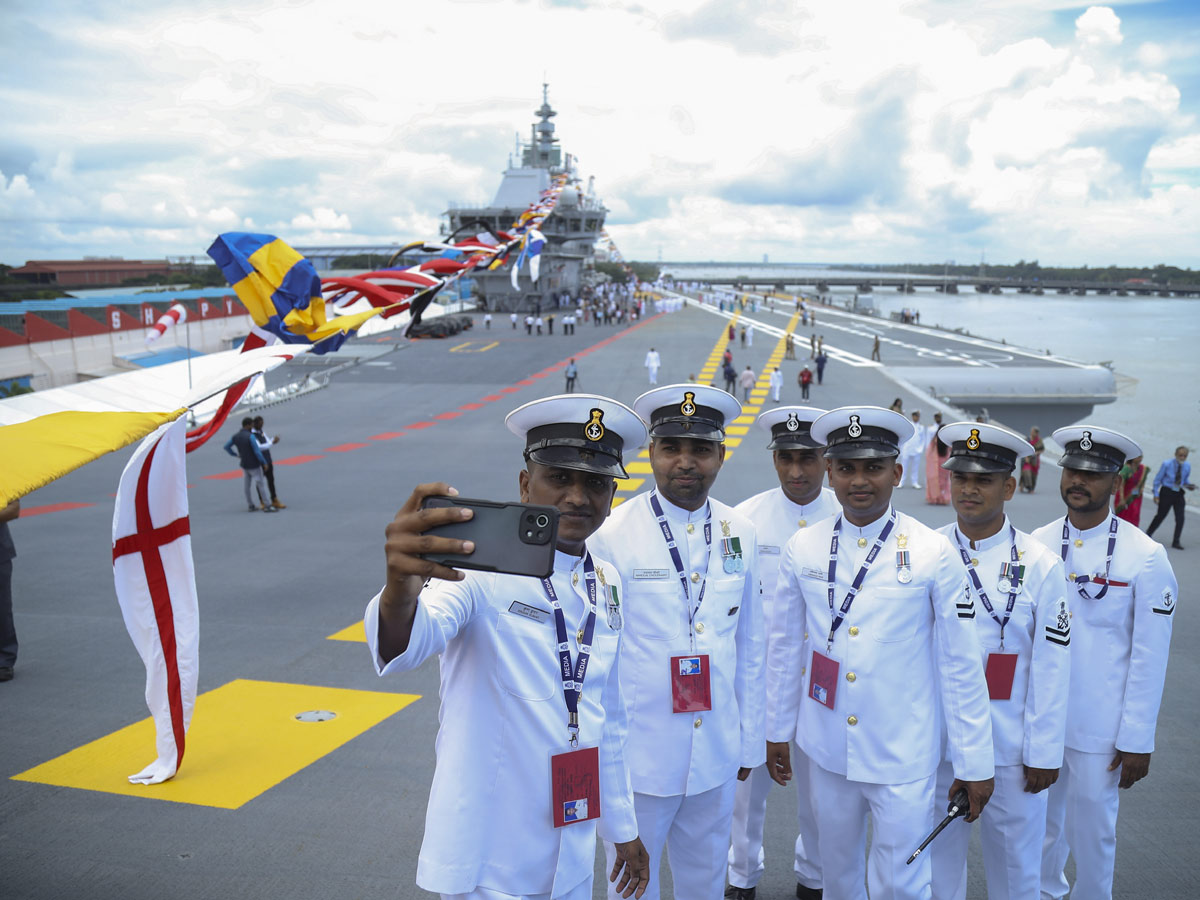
[1145, 446, 1195, 550]
[223, 418, 274, 513]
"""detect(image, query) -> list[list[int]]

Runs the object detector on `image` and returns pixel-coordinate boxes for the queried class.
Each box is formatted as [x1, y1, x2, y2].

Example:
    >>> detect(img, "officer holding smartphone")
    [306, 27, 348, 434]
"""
[366, 394, 651, 900]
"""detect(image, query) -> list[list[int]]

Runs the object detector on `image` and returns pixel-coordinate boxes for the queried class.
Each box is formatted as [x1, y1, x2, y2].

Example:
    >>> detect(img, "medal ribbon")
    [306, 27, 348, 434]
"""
[541, 552, 598, 747]
[826, 511, 897, 652]
[649, 492, 712, 650]
[1060, 516, 1118, 601]
[955, 525, 1020, 649]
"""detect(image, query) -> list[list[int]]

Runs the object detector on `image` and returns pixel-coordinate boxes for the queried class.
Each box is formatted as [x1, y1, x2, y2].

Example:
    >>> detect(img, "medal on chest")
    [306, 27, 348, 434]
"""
[896, 549, 912, 584]
[997, 562, 1025, 596]
[720, 520, 744, 574]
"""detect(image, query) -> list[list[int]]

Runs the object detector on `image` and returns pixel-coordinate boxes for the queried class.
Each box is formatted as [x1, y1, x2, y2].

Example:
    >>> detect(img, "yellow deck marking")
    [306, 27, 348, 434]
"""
[327, 620, 366, 643]
[620, 477, 646, 492]
[725, 437, 742, 447]
[726, 425, 750, 436]
[12, 680, 418, 809]
[612, 496, 626, 508]
[449, 341, 499, 353]
[733, 415, 755, 425]
[624, 461, 654, 474]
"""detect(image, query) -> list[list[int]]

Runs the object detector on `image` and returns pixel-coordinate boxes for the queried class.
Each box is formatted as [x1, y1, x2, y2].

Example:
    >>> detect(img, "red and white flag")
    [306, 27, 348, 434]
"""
[112, 416, 199, 784]
[145, 302, 188, 345]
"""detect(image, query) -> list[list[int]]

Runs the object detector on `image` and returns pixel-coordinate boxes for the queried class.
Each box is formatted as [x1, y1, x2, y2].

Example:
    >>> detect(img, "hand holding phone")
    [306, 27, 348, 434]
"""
[419, 496, 559, 579]
[383, 483, 478, 597]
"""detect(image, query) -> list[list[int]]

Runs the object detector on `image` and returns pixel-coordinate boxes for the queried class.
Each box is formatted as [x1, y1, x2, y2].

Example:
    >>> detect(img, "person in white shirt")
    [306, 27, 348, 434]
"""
[768, 368, 783, 404]
[1034, 426, 1178, 900]
[929, 423, 1071, 900]
[644, 348, 661, 385]
[766, 406, 995, 900]
[364, 394, 652, 900]
[897, 409, 927, 489]
[590, 384, 765, 900]
[727, 407, 839, 900]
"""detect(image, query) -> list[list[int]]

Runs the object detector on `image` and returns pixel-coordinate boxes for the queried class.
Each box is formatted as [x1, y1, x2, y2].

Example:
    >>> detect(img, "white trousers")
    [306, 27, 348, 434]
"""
[930, 761, 1047, 900]
[898, 453, 923, 488]
[605, 778, 738, 900]
[728, 746, 822, 889]
[1041, 748, 1120, 900]
[809, 762, 937, 900]
[443, 878, 591, 900]
[647, 366, 659, 384]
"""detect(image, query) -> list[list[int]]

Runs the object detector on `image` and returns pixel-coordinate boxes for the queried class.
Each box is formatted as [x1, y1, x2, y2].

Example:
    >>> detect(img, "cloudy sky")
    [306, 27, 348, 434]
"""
[3, 0, 1198, 267]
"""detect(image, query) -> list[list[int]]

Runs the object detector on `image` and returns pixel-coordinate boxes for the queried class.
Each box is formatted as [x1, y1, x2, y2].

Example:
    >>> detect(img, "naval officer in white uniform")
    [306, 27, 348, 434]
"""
[590, 384, 765, 900]
[929, 423, 1071, 900]
[1035, 426, 1178, 900]
[766, 406, 995, 900]
[365, 394, 651, 900]
[727, 407, 839, 900]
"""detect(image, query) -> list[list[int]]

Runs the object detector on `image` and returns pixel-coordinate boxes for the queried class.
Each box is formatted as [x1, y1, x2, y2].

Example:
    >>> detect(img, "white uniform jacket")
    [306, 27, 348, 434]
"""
[937, 519, 1071, 769]
[767, 508, 995, 784]
[1032, 515, 1178, 754]
[736, 487, 839, 608]
[899, 424, 929, 460]
[364, 549, 638, 897]
[590, 491, 766, 797]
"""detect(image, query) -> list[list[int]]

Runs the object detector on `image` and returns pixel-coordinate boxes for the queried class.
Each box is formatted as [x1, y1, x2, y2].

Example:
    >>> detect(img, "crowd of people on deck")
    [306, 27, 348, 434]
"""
[364, 370, 1185, 900]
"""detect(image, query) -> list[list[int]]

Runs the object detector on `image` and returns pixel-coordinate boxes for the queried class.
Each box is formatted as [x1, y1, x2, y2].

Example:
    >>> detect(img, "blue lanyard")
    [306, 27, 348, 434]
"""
[826, 512, 896, 652]
[954, 526, 1020, 649]
[1060, 516, 1118, 601]
[649, 493, 712, 647]
[540, 552, 598, 747]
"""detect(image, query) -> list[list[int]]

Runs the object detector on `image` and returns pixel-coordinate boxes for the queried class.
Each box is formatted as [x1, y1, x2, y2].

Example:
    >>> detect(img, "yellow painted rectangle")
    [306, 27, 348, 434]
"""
[611, 496, 626, 508]
[619, 478, 646, 492]
[12, 679, 419, 809]
[726, 425, 750, 435]
[725, 437, 742, 447]
[742, 406, 761, 414]
[733, 415, 755, 424]
[328, 621, 366, 643]
[624, 461, 654, 474]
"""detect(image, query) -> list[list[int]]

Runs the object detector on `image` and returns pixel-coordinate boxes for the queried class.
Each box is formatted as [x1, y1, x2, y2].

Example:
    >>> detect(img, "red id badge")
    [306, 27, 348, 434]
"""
[550, 745, 601, 828]
[985, 652, 1019, 701]
[670, 653, 713, 713]
[808, 650, 840, 711]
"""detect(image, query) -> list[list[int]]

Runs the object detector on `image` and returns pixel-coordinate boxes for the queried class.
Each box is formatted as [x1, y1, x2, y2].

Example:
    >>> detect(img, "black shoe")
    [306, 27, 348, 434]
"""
[796, 885, 823, 900]
[724, 886, 755, 900]
[1172, 542, 1184, 550]
[0, 666, 13, 682]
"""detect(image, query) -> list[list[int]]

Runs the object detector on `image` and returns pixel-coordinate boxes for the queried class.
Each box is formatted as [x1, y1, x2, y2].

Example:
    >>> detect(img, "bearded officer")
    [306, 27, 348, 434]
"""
[765, 406, 995, 900]
[928, 423, 1071, 900]
[366, 394, 651, 900]
[1034, 426, 1178, 900]
[590, 384, 764, 900]
[727, 407, 838, 900]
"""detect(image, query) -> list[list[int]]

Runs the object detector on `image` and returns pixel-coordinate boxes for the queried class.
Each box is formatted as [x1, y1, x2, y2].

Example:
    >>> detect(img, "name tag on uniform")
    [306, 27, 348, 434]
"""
[670, 654, 712, 713]
[984, 652, 1019, 701]
[808, 650, 840, 711]
[508, 601, 551, 624]
[633, 568, 671, 580]
[760, 545, 781, 556]
[550, 745, 600, 828]
[801, 567, 825, 580]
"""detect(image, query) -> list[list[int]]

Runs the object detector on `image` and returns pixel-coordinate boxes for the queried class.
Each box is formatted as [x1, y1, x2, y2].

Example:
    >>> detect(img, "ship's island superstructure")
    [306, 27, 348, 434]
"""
[444, 86, 607, 311]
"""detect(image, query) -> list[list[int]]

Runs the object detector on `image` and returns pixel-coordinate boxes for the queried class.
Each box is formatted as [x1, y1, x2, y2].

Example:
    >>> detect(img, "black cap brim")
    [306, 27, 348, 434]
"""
[527, 445, 628, 479]
[823, 441, 899, 459]
[942, 456, 1013, 474]
[1059, 452, 1120, 474]
[650, 421, 725, 442]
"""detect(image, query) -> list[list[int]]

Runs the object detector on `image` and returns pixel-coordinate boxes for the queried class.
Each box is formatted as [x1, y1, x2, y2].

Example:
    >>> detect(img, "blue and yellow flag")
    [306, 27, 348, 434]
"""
[208, 233, 380, 353]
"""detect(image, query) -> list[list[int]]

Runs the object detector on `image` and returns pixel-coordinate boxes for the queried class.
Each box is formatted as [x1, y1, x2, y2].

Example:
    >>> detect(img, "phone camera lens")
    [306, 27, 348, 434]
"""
[535, 514, 550, 528]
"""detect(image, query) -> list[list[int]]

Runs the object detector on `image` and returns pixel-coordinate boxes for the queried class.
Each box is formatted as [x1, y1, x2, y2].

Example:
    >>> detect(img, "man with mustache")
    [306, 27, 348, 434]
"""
[765, 406, 994, 900]
[1034, 426, 1178, 900]
[365, 394, 651, 900]
[590, 384, 764, 900]
[929, 423, 1071, 900]
[726, 407, 838, 900]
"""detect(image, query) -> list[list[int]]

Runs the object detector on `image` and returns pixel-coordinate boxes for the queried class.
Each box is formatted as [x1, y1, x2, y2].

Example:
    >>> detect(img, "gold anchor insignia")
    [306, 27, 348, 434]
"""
[596, 566, 607, 587]
[720, 520, 731, 537]
[896, 533, 908, 549]
[966, 428, 981, 451]
[680, 391, 697, 416]
[584, 408, 605, 442]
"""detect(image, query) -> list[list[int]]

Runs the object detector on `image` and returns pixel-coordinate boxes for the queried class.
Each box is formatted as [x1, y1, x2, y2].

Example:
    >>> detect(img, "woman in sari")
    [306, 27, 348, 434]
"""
[1114, 455, 1149, 526]
[925, 415, 951, 504]
[1020, 426, 1044, 492]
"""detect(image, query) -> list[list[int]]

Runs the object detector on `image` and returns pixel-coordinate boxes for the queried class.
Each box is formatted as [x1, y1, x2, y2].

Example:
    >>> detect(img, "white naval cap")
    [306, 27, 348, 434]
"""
[938, 422, 1035, 474]
[506, 393, 648, 480]
[810, 406, 915, 459]
[1052, 425, 1141, 474]
[634, 383, 743, 442]
[756, 406, 828, 450]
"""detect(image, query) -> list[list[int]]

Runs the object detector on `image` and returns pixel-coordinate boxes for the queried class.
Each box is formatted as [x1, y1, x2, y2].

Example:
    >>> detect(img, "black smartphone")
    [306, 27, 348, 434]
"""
[419, 497, 559, 579]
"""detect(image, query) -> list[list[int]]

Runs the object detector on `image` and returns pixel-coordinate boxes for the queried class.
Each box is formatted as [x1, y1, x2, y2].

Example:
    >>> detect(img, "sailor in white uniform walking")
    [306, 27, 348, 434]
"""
[590, 384, 765, 900]
[644, 348, 661, 385]
[928, 423, 1071, 900]
[364, 394, 652, 900]
[727, 407, 839, 900]
[766, 406, 995, 900]
[1035, 426, 1178, 900]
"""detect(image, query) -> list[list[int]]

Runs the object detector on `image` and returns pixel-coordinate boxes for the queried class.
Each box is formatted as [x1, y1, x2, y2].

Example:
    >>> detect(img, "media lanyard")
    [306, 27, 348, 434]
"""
[825, 511, 897, 653]
[955, 526, 1020, 650]
[649, 492, 712, 651]
[540, 552, 598, 748]
[1060, 516, 1118, 601]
